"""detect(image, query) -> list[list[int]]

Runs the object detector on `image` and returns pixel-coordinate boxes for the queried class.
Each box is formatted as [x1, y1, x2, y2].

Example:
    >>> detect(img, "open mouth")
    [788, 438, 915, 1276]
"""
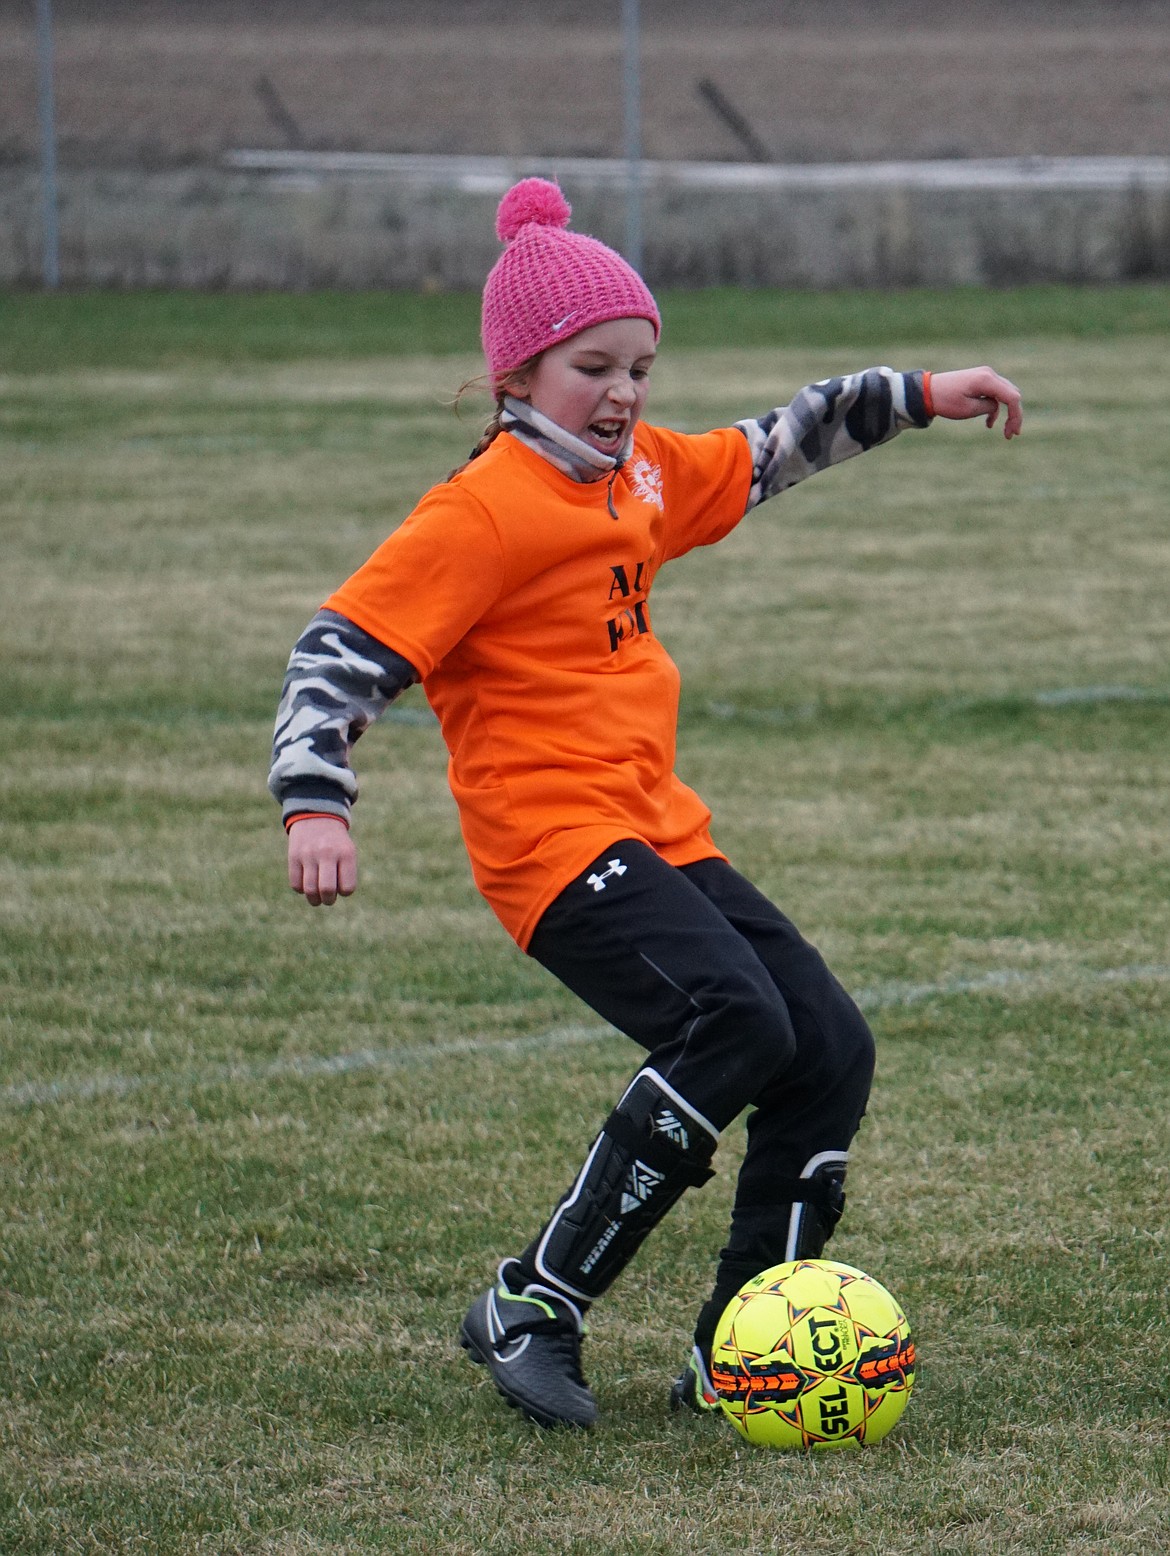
[587, 419, 626, 450]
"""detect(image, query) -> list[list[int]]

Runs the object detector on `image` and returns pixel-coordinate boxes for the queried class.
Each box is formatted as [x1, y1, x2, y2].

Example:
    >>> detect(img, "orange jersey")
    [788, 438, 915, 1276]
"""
[326, 424, 753, 947]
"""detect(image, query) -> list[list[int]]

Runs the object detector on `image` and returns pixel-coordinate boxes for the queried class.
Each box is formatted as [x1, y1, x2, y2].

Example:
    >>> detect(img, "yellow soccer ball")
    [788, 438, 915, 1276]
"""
[710, 1259, 915, 1449]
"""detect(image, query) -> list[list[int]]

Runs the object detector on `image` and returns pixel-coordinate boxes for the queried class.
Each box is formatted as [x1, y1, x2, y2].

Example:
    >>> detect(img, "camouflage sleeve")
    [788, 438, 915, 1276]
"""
[267, 608, 420, 827]
[735, 367, 931, 512]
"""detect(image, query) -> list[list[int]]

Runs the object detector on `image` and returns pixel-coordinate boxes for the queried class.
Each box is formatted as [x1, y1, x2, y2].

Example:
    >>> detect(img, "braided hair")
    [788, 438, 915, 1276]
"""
[446, 356, 542, 482]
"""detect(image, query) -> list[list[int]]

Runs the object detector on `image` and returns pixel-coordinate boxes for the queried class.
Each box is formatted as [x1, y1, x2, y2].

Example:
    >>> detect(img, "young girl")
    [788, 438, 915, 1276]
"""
[269, 178, 1022, 1430]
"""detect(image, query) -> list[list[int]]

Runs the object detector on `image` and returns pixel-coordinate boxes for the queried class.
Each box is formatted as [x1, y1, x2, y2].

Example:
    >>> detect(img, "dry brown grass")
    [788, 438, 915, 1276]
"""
[3, 297, 1170, 1555]
[1, 1, 1168, 168]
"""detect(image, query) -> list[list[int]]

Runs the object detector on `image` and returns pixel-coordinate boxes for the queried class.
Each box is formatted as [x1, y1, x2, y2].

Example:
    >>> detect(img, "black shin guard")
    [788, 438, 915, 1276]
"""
[694, 1152, 849, 1358]
[519, 1069, 718, 1304]
[781, 1151, 848, 1261]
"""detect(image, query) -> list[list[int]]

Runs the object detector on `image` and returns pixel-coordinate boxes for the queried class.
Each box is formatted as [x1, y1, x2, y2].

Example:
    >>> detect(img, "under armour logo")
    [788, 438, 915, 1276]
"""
[620, 1159, 664, 1214]
[587, 859, 627, 892]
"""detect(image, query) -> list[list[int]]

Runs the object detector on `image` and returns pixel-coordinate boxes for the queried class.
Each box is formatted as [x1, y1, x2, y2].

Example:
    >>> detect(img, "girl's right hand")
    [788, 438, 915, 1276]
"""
[287, 816, 358, 906]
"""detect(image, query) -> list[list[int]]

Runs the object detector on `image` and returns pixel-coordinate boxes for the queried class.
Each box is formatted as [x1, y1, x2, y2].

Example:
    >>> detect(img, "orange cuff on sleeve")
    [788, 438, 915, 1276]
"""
[284, 812, 350, 833]
[922, 371, 935, 419]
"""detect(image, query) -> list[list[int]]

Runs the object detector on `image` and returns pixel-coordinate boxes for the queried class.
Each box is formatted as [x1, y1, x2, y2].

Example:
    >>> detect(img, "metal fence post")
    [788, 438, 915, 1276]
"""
[622, 0, 643, 274]
[36, 0, 61, 289]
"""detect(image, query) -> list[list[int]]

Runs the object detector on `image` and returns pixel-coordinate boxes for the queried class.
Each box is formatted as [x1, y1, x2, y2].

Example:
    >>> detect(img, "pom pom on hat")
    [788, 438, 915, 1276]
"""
[495, 178, 572, 242]
[482, 178, 660, 385]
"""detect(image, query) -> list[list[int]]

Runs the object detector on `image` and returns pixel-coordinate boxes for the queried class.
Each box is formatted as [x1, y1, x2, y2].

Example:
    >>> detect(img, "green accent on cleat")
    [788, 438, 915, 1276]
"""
[669, 1345, 721, 1415]
[460, 1261, 598, 1429]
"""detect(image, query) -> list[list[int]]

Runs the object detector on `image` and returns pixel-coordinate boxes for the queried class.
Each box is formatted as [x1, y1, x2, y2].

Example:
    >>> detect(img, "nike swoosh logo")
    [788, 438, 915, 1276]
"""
[551, 312, 577, 332]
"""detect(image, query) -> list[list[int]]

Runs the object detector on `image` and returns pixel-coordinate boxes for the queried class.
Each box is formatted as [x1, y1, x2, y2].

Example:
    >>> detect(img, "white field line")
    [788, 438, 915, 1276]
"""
[4, 963, 1170, 1113]
[0, 1024, 609, 1111]
[705, 685, 1170, 727]
[854, 963, 1170, 1010]
[396, 684, 1169, 736]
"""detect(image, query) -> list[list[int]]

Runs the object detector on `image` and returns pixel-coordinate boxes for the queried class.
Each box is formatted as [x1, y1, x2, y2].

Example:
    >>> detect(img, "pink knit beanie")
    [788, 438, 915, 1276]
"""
[481, 178, 661, 384]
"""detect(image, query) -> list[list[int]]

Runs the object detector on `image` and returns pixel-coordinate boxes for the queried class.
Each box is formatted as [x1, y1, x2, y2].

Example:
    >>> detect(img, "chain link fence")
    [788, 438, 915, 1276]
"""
[2, 0, 1168, 287]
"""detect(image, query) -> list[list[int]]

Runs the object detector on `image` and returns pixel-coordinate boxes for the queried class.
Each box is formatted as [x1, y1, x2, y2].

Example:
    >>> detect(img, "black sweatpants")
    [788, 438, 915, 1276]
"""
[527, 839, 875, 1322]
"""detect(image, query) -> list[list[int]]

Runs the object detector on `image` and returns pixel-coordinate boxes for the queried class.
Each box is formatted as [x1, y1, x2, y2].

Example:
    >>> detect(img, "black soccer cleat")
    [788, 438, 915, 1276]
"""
[669, 1344, 721, 1416]
[460, 1260, 598, 1429]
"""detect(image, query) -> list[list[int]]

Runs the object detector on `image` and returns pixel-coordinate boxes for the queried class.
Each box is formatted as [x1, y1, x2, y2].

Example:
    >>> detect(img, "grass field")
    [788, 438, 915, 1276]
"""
[2, 285, 1169, 1554]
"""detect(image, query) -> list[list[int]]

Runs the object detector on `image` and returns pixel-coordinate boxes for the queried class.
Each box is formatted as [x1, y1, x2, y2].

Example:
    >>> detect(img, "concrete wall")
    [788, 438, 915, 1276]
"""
[5, 155, 1170, 290]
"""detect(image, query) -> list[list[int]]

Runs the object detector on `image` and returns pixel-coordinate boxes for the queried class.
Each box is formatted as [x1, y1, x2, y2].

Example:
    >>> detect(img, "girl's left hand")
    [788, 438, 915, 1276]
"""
[929, 367, 1023, 439]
